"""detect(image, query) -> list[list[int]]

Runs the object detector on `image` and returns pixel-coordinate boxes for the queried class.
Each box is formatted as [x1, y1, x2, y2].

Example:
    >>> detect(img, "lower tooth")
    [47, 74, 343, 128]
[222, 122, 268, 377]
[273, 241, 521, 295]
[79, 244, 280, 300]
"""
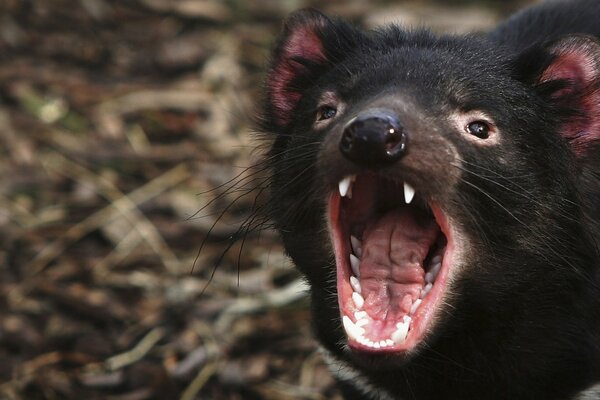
[422, 283, 433, 297]
[430, 262, 441, 279]
[392, 322, 409, 343]
[342, 316, 365, 340]
[350, 276, 361, 293]
[410, 299, 422, 315]
[350, 235, 363, 258]
[350, 254, 360, 277]
[352, 292, 365, 309]
[425, 272, 434, 283]
[354, 311, 367, 320]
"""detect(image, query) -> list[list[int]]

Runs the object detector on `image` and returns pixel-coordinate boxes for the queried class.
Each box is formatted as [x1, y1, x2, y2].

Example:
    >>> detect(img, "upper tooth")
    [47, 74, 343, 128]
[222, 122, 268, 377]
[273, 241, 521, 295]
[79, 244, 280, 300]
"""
[404, 182, 415, 204]
[339, 176, 354, 197]
[350, 254, 360, 277]
[350, 235, 363, 258]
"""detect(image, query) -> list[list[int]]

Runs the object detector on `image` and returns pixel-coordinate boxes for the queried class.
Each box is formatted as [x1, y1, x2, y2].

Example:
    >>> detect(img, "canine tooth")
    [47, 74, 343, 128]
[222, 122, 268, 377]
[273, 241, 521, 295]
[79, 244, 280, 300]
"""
[431, 255, 442, 265]
[356, 318, 369, 327]
[410, 299, 422, 315]
[352, 292, 365, 309]
[338, 175, 356, 198]
[342, 315, 365, 340]
[354, 311, 367, 320]
[338, 176, 354, 197]
[350, 276, 362, 293]
[350, 235, 363, 258]
[350, 254, 360, 277]
[404, 182, 415, 204]
[392, 321, 409, 343]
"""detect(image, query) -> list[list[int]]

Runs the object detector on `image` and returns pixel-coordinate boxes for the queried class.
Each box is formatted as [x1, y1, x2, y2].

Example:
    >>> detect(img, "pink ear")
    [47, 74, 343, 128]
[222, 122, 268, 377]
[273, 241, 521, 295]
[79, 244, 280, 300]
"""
[538, 36, 600, 155]
[268, 10, 331, 126]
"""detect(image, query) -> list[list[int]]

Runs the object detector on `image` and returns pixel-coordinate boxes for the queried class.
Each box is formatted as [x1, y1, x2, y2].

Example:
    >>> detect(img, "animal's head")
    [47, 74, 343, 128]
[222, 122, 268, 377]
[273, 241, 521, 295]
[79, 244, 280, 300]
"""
[260, 8, 600, 375]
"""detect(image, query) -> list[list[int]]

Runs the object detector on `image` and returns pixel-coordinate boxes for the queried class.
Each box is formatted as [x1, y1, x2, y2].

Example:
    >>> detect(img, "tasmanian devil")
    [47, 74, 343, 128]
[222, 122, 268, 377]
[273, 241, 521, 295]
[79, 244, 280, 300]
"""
[255, 0, 600, 399]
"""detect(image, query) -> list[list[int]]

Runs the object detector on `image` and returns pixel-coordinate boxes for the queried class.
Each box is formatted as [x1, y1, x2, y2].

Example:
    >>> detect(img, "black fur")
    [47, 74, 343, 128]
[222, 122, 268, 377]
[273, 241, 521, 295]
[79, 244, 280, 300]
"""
[258, 1, 600, 399]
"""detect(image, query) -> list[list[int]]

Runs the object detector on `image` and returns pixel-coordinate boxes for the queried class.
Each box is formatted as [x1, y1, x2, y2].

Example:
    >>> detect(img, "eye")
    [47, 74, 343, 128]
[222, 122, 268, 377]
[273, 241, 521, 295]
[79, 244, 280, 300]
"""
[466, 120, 490, 139]
[316, 106, 337, 122]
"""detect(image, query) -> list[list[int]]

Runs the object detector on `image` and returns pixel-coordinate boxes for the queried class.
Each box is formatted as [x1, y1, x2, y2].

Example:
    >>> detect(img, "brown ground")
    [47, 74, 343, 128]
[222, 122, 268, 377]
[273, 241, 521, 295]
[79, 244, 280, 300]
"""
[0, 1, 529, 399]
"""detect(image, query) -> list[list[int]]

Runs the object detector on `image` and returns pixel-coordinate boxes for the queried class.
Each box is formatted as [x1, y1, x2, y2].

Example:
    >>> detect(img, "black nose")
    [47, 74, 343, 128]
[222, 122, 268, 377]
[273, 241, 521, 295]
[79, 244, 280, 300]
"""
[339, 111, 407, 166]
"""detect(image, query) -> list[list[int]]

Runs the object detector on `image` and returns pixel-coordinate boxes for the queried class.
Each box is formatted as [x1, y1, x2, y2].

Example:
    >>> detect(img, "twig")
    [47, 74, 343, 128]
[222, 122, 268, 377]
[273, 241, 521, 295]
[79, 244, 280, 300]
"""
[19, 163, 189, 288]
[104, 327, 166, 372]
[179, 361, 219, 400]
[42, 152, 181, 273]
[214, 278, 309, 333]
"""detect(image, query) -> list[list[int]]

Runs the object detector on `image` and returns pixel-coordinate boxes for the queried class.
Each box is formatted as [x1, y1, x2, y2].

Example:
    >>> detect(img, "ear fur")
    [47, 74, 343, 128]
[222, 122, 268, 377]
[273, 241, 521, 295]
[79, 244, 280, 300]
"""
[515, 35, 600, 155]
[266, 9, 332, 127]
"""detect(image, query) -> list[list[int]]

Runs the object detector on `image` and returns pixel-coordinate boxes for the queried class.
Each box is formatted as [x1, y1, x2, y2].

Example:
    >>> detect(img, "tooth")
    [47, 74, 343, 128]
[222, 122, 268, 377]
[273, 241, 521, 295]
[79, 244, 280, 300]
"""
[352, 292, 365, 309]
[374, 342, 381, 349]
[379, 340, 388, 347]
[338, 176, 353, 197]
[410, 299, 422, 315]
[422, 282, 433, 298]
[350, 254, 360, 277]
[350, 235, 363, 258]
[392, 321, 409, 343]
[429, 262, 441, 280]
[356, 318, 369, 327]
[404, 182, 415, 204]
[386, 339, 394, 347]
[354, 311, 367, 320]
[431, 255, 442, 265]
[425, 272, 434, 284]
[342, 315, 365, 340]
[350, 276, 361, 293]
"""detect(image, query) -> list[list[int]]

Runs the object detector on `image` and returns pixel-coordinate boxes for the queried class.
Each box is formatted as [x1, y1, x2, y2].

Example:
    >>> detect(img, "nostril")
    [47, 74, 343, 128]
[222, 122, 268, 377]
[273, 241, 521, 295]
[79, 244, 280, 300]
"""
[339, 111, 407, 166]
[340, 128, 355, 153]
[384, 127, 406, 156]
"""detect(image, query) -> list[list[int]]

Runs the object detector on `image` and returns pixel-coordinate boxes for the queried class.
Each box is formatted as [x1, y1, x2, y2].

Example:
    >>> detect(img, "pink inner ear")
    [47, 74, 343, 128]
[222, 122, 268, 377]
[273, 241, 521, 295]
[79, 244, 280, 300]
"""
[270, 24, 327, 125]
[541, 52, 595, 96]
[540, 48, 600, 155]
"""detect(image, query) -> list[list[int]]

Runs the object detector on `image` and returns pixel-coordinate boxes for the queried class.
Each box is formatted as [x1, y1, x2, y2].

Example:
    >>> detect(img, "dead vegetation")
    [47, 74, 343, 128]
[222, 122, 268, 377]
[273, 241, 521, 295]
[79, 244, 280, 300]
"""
[0, 0, 526, 398]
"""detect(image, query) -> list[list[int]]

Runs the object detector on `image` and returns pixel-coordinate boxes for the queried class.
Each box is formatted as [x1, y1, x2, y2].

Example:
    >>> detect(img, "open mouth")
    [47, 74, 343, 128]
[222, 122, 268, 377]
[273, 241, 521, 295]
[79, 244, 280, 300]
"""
[329, 173, 454, 353]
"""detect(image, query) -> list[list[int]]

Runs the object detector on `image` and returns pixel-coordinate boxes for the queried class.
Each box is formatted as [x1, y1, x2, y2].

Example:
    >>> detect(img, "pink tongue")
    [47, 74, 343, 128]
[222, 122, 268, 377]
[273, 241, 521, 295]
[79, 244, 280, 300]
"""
[359, 208, 440, 319]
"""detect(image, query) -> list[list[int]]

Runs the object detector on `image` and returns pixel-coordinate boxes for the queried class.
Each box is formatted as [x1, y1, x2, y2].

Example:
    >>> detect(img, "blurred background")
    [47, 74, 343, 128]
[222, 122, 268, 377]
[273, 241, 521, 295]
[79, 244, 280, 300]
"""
[0, 0, 533, 399]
